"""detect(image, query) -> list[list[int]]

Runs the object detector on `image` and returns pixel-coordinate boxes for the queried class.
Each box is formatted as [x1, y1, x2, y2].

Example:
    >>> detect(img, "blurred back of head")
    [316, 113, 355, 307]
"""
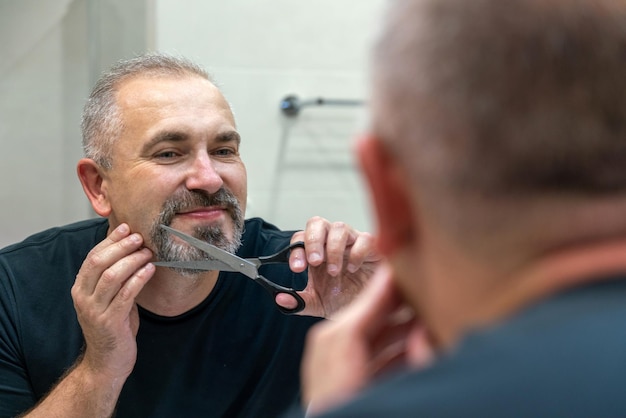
[370, 0, 626, 255]
[372, 0, 626, 195]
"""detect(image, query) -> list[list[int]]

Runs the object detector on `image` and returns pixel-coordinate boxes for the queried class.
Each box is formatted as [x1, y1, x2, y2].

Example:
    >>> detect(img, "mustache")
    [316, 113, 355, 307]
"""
[160, 188, 241, 226]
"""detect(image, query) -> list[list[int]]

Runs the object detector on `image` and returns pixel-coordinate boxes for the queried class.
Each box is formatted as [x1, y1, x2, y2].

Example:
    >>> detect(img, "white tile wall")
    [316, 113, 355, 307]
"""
[0, 0, 89, 248]
[156, 0, 386, 232]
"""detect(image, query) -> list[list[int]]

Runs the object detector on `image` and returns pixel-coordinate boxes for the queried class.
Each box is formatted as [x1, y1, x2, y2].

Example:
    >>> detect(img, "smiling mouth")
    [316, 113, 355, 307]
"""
[178, 206, 220, 213]
[173, 207, 231, 223]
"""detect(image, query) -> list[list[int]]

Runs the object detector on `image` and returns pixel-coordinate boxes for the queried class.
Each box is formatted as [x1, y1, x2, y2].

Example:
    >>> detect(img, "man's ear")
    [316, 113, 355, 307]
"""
[356, 135, 415, 256]
[77, 158, 112, 217]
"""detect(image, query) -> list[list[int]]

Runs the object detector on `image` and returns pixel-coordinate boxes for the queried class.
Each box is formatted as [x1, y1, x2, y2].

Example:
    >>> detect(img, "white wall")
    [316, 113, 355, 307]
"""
[0, 0, 150, 248]
[0, 0, 88, 247]
[0, 0, 383, 248]
[155, 0, 385, 232]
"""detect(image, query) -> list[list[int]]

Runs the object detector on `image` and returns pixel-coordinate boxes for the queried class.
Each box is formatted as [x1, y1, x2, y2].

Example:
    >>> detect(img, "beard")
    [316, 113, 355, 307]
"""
[150, 187, 245, 277]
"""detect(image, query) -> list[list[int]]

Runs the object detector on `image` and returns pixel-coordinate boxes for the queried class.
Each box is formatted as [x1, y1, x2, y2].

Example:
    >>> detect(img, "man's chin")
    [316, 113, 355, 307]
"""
[170, 267, 208, 278]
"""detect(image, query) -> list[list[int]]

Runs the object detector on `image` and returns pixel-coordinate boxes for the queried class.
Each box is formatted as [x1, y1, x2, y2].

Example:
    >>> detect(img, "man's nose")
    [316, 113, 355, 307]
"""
[185, 152, 224, 193]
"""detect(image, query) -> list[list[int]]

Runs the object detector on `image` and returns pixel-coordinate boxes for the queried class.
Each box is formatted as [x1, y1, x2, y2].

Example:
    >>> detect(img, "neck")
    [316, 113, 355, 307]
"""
[136, 269, 219, 316]
[428, 238, 626, 349]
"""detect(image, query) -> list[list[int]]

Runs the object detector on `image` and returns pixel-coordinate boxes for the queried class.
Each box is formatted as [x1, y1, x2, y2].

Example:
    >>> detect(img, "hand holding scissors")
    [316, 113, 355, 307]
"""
[153, 225, 306, 314]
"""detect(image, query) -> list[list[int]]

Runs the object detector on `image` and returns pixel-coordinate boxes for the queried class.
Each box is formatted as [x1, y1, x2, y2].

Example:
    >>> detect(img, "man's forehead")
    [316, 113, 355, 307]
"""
[115, 75, 234, 122]
[116, 74, 224, 107]
[111, 74, 236, 144]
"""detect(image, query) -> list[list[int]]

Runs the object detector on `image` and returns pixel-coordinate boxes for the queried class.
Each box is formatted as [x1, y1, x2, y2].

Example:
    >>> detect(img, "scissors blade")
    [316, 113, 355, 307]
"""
[152, 259, 239, 272]
[160, 224, 259, 279]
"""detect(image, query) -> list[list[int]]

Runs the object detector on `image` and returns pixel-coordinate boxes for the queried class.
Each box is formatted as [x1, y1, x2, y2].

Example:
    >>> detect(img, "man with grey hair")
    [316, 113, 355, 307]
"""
[0, 54, 378, 417]
[299, 0, 626, 416]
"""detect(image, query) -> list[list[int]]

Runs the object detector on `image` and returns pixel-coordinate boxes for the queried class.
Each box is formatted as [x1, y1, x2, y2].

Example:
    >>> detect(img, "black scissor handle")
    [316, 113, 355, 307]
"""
[257, 241, 305, 264]
[254, 275, 306, 315]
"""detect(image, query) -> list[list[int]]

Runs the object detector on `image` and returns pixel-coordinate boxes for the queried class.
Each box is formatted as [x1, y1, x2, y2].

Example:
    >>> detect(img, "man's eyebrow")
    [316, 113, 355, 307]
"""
[141, 130, 189, 154]
[216, 130, 241, 146]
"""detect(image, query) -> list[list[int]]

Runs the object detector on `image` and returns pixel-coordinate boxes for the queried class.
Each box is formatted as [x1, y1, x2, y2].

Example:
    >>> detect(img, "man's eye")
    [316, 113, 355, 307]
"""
[214, 148, 236, 157]
[155, 151, 179, 159]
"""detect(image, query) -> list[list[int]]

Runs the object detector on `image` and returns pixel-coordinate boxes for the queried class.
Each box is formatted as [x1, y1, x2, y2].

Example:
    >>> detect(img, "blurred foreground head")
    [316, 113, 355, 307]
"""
[368, 0, 626, 260]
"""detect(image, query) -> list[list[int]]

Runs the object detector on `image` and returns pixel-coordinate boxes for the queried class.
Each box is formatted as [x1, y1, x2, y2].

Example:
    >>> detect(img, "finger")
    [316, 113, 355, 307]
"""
[92, 247, 153, 307]
[302, 320, 367, 413]
[289, 231, 307, 272]
[75, 225, 144, 295]
[368, 337, 411, 378]
[300, 266, 402, 411]
[340, 264, 404, 332]
[275, 292, 299, 310]
[303, 216, 330, 267]
[324, 222, 357, 277]
[406, 325, 435, 368]
[107, 262, 155, 323]
[368, 314, 421, 376]
[344, 231, 378, 273]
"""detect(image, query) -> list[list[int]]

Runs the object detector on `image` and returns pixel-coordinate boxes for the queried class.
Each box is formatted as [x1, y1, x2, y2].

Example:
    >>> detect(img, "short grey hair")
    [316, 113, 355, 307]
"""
[372, 0, 626, 197]
[81, 53, 212, 169]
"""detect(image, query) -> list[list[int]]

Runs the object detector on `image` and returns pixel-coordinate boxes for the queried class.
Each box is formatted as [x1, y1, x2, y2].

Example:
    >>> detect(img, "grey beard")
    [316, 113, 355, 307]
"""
[150, 188, 244, 277]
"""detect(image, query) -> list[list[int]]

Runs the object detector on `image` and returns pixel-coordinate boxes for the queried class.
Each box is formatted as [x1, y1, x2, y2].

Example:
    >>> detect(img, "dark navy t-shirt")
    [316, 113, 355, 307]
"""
[305, 279, 626, 418]
[0, 217, 320, 417]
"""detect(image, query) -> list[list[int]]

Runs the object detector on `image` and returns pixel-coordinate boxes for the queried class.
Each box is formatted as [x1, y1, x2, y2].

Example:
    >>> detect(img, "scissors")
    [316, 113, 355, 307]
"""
[152, 224, 306, 314]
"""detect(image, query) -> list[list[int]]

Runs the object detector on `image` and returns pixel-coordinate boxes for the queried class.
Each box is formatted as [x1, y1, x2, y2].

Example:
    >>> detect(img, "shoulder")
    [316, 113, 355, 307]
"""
[321, 282, 626, 417]
[0, 218, 109, 325]
[0, 218, 108, 257]
[0, 218, 108, 253]
[240, 217, 298, 256]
